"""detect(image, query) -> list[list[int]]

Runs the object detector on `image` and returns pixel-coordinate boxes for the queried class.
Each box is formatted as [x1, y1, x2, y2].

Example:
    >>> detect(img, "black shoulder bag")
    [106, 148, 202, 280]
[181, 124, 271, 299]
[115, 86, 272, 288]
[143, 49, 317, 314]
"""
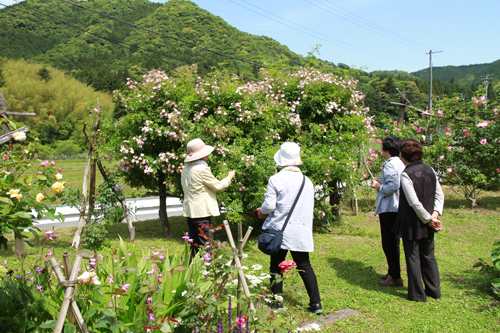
[257, 174, 306, 256]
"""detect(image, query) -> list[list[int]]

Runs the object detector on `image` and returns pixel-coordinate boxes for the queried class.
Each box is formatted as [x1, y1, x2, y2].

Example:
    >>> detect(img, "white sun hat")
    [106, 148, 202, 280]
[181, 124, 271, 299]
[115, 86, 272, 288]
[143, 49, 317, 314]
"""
[274, 142, 303, 167]
[184, 138, 215, 162]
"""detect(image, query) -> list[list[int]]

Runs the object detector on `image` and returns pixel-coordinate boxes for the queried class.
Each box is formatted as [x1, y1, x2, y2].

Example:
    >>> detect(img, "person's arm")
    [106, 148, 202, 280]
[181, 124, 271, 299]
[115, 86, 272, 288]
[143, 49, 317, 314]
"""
[433, 172, 445, 217]
[378, 163, 400, 195]
[400, 172, 432, 223]
[200, 167, 234, 192]
[260, 179, 277, 215]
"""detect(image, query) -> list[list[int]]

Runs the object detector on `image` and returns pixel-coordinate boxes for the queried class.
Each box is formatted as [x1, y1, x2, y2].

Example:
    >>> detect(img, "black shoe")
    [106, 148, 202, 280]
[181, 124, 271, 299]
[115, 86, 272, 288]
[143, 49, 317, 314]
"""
[266, 301, 283, 309]
[308, 303, 323, 315]
[381, 273, 390, 280]
[379, 277, 404, 287]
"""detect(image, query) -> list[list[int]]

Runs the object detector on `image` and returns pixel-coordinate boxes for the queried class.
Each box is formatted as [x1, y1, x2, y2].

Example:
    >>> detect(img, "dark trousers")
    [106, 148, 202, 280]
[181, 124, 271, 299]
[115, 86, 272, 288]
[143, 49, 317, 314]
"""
[403, 233, 441, 302]
[379, 212, 401, 280]
[270, 249, 321, 306]
[187, 217, 213, 259]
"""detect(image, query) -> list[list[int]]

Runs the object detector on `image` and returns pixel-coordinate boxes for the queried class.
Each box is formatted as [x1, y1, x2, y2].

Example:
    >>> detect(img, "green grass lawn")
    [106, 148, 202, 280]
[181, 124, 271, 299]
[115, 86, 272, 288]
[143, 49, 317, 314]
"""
[54, 157, 142, 198]
[2, 186, 500, 332]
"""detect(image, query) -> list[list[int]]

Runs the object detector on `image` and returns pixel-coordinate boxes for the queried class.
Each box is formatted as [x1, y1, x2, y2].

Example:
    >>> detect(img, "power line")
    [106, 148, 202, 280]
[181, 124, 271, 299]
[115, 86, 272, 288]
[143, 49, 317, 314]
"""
[228, 0, 422, 65]
[314, 0, 434, 50]
[303, 0, 432, 52]
[58, 0, 267, 69]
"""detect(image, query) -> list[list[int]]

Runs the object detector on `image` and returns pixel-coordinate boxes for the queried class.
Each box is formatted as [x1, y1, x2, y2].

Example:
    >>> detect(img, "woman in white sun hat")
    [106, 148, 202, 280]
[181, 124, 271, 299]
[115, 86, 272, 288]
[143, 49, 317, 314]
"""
[255, 142, 322, 314]
[181, 138, 236, 258]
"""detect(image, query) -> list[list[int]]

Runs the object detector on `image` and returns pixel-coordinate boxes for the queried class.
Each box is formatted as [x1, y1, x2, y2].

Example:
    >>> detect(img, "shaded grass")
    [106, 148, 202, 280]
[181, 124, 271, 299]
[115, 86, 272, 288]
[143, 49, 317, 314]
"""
[1, 187, 500, 331]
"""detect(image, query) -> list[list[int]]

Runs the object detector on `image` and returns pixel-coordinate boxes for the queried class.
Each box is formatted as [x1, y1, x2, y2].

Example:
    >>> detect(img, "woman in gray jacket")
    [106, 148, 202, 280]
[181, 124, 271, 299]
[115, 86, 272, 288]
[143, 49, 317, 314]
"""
[256, 142, 322, 314]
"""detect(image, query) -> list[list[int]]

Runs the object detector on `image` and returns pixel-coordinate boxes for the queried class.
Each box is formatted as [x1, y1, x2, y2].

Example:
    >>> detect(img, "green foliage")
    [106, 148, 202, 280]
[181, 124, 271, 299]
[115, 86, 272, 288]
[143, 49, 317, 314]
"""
[474, 241, 500, 297]
[0, 59, 114, 134]
[106, 65, 373, 228]
[36, 66, 50, 82]
[0, 138, 68, 249]
[377, 85, 500, 208]
[81, 221, 109, 250]
[0, 276, 53, 333]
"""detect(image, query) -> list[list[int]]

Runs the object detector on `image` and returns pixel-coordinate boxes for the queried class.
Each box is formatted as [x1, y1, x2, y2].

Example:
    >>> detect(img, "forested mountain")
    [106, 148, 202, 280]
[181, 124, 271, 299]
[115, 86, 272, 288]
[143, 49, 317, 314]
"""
[411, 60, 500, 89]
[0, 0, 336, 93]
[0, 0, 492, 131]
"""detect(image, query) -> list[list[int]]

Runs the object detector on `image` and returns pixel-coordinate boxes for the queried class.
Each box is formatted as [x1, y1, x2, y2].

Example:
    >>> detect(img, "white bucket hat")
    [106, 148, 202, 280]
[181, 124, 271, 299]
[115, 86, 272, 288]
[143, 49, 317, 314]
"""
[184, 138, 215, 162]
[274, 142, 302, 167]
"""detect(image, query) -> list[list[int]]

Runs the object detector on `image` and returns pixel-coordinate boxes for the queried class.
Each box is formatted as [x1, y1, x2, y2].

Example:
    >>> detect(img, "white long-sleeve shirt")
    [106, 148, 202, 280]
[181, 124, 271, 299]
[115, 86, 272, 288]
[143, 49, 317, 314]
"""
[260, 168, 315, 252]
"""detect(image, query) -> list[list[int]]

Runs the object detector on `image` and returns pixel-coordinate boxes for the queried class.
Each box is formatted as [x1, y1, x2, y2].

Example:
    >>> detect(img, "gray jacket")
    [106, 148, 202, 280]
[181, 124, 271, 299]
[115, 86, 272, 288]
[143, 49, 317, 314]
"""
[374, 156, 405, 215]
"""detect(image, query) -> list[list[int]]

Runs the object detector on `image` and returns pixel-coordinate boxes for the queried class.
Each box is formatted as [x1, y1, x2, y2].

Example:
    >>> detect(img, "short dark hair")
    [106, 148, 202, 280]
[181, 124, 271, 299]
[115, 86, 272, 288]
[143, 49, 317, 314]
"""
[400, 138, 422, 162]
[382, 135, 401, 157]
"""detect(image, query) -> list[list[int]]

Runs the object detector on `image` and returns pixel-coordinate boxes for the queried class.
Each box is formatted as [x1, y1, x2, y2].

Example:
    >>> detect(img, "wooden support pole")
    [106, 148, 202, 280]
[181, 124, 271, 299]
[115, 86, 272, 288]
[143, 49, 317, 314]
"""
[397, 91, 410, 125]
[222, 221, 256, 315]
[62, 252, 76, 325]
[237, 223, 243, 315]
[52, 254, 88, 333]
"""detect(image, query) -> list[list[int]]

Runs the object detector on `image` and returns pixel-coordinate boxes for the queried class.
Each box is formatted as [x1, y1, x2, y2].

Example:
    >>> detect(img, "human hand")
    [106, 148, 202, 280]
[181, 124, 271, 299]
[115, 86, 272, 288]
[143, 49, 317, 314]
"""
[431, 210, 439, 220]
[428, 218, 443, 231]
[371, 179, 380, 190]
[256, 208, 268, 219]
[228, 171, 236, 180]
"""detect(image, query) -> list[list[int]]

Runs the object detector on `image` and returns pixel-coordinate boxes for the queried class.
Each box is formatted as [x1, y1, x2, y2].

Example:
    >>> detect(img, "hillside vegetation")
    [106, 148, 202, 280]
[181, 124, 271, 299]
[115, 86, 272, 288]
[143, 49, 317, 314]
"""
[0, 59, 113, 142]
[0, 0, 495, 130]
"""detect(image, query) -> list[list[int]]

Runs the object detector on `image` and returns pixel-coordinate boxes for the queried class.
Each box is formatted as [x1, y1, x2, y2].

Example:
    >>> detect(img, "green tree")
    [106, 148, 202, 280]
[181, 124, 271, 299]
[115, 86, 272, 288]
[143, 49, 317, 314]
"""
[36, 66, 51, 82]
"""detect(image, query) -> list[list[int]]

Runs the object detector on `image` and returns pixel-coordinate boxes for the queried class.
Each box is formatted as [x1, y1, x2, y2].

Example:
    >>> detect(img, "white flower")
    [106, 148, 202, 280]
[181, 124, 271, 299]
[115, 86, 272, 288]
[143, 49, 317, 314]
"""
[77, 272, 91, 284]
[181, 290, 188, 297]
[55, 173, 63, 180]
[7, 189, 20, 198]
[275, 295, 283, 301]
[172, 290, 176, 294]
[241, 266, 248, 270]
[91, 276, 101, 285]
[251, 264, 263, 271]
[13, 132, 26, 141]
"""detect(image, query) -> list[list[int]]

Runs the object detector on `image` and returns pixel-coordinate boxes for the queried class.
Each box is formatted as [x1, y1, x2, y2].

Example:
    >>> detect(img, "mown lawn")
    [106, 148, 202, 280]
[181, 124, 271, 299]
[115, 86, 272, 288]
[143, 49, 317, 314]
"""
[54, 157, 143, 198]
[2, 186, 500, 332]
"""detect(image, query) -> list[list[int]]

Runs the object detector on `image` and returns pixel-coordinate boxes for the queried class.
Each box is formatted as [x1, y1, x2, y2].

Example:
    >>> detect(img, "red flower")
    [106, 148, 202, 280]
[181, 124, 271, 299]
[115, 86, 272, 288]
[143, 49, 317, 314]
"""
[278, 260, 297, 274]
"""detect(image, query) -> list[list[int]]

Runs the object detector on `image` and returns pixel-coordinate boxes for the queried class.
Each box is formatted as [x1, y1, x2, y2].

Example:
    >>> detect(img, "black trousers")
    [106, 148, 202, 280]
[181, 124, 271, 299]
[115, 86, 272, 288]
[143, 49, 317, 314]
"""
[379, 212, 401, 280]
[187, 217, 213, 259]
[403, 233, 441, 302]
[270, 249, 321, 306]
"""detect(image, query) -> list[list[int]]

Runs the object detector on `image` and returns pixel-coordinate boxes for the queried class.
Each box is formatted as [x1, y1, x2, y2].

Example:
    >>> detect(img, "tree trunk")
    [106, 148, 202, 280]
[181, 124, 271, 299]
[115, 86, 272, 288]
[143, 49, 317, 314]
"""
[467, 196, 477, 209]
[329, 181, 342, 220]
[158, 172, 171, 238]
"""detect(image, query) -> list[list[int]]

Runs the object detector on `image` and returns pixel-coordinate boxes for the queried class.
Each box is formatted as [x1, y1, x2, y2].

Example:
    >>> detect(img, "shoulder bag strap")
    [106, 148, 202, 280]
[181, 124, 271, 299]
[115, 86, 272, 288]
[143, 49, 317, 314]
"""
[280, 173, 306, 233]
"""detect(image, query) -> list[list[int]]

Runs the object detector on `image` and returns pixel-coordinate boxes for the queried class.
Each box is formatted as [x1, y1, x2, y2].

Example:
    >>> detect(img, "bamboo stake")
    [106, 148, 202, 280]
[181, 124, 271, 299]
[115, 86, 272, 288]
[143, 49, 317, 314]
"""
[222, 221, 256, 315]
[52, 254, 87, 333]
[62, 252, 76, 325]
[237, 223, 243, 315]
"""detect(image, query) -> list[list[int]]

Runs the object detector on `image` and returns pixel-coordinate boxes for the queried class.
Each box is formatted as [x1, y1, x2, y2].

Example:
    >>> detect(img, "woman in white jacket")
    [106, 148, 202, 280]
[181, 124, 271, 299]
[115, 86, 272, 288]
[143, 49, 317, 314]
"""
[256, 142, 322, 314]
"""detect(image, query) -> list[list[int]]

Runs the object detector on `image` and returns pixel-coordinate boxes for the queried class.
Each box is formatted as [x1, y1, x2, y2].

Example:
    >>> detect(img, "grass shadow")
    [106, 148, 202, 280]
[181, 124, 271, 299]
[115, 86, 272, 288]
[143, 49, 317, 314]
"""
[443, 270, 500, 310]
[327, 257, 407, 298]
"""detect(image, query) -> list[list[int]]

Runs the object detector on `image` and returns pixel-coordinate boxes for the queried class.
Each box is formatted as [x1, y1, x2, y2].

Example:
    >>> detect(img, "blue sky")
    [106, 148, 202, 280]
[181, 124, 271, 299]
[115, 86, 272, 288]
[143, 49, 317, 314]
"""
[2, 0, 499, 73]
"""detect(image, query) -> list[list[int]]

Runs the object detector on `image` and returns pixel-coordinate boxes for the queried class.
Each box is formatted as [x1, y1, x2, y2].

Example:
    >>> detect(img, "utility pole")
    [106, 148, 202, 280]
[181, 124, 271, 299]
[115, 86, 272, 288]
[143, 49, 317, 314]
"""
[481, 74, 493, 108]
[426, 50, 442, 110]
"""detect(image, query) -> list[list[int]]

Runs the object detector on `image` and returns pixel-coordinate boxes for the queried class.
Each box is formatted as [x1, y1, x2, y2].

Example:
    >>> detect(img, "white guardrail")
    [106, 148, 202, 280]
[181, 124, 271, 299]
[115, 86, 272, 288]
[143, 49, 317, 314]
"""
[33, 197, 183, 229]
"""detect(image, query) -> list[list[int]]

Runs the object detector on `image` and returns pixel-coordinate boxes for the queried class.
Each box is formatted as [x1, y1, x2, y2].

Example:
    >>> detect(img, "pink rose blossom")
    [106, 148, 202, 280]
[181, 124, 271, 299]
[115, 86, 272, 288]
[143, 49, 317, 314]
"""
[480, 139, 487, 145]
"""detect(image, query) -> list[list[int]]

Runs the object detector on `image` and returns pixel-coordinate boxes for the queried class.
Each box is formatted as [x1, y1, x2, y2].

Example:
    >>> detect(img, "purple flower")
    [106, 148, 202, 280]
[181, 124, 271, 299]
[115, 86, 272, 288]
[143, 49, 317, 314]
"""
[107, 274, 114, 284]
[121, 284, 131, 291]
[15, 276, 22, 280]
[36, 285, 44, 293]
[27, 277, 34, 281]
[202, 253, 211, 263]
[146, 297, 152, 304]
[182, 232, 193, 243]
[90, 259, 96, 267]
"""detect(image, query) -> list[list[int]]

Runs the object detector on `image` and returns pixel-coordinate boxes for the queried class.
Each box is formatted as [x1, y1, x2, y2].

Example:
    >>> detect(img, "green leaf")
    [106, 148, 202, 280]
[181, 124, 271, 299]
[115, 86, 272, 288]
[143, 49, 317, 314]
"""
[0, 197, 13, 206]
[36, 175, 48, 181]
[64, 323, 76, 333]
[39, 320, 57, 329]
[14, 211, 33, 219]
[83, 307, 97, 321]
[102, 308, 116, 317]
[173, 264, 188, 271]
